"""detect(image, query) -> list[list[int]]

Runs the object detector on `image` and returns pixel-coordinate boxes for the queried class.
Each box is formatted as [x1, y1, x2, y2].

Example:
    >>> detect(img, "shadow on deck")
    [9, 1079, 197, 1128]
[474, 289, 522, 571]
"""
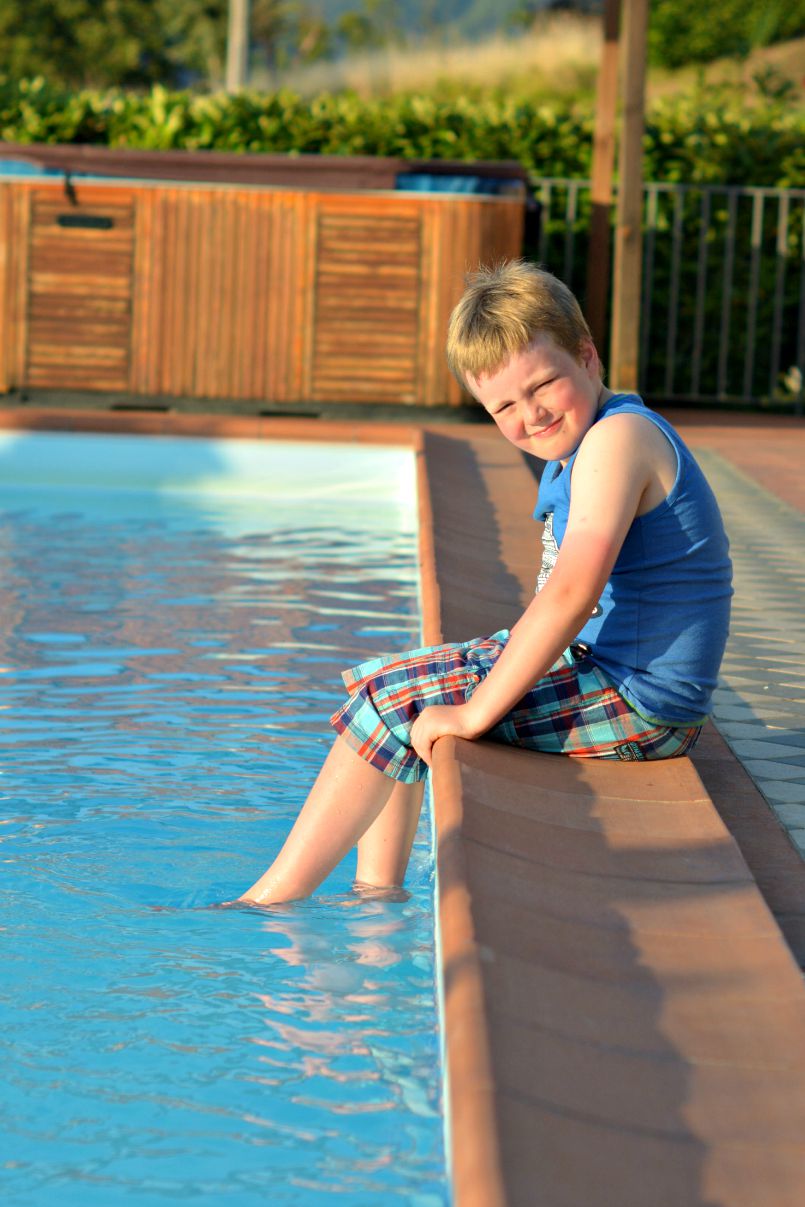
[420, 425, 805, 1207]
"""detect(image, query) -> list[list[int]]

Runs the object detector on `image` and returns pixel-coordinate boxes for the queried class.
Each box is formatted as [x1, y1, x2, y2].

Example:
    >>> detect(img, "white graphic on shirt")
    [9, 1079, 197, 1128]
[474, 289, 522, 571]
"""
[537, 510, 603, 617]
[537, 512, 559, 592]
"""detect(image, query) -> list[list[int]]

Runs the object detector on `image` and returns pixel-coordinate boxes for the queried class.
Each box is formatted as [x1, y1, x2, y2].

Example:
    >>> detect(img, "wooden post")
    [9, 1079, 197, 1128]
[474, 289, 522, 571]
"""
[585, 0, 620, 355]
[226, 0, 251, 92]
[609, 0, 648, 392]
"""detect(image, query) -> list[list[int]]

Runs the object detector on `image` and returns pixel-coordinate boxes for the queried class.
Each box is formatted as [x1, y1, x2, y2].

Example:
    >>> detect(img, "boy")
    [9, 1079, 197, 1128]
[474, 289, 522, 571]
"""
[238, 261, 732, 906]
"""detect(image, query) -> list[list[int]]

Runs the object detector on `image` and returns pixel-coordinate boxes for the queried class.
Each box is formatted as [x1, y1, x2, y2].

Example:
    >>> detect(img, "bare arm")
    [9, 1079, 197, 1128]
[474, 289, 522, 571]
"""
[410, 415, 658, 761]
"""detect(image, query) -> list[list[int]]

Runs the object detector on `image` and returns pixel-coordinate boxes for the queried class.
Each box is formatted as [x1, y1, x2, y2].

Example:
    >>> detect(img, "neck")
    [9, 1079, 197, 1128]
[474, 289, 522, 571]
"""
[596, 384, 615, 411]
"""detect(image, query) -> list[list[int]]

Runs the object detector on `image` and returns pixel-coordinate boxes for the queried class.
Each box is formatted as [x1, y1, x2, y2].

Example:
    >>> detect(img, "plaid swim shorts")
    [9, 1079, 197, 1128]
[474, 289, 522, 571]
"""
[330, 629, 702, 783]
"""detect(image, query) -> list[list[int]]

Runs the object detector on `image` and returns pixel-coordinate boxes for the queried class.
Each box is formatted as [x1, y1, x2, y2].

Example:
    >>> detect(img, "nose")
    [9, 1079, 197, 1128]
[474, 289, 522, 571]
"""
[521, 396, 546, 429]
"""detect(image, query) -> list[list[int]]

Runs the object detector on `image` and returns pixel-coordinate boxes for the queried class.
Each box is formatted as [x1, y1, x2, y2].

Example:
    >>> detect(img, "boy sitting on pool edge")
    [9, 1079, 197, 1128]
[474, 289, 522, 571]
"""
[236, 259, 732, 907]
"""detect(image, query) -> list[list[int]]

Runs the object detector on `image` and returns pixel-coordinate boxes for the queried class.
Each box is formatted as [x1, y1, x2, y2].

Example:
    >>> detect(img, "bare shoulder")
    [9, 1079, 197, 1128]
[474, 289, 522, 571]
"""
[574, 410, 678, 515]
[582, 408, 673, 456]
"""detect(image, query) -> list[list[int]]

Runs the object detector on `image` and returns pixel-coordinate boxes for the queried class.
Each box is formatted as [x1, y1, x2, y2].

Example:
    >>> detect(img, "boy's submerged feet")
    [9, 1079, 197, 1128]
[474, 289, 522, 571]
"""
[351, 880, 410, 903]
[212, 880, 409, 910]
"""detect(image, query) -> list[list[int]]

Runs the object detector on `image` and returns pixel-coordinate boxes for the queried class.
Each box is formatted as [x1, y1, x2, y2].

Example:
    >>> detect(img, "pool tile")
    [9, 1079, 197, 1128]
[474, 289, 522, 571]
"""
[692, 446, 805, 865]
[744, 760, 805, 781]
[759, 781, 805, 805]
[733, 733, 805, 753]
[790, 830, 805, 856]
[712, 705, 764, 722]
[771, 803, 805, 828]
[715, 721, 800, 741]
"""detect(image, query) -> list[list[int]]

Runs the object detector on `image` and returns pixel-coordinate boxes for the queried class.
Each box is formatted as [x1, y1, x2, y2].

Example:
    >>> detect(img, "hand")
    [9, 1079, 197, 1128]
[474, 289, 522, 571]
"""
[409, 703, 480, 767]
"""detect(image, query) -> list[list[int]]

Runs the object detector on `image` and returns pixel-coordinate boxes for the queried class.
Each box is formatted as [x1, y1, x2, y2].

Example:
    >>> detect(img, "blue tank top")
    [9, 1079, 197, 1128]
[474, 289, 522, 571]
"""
[534, 394, 733, 725]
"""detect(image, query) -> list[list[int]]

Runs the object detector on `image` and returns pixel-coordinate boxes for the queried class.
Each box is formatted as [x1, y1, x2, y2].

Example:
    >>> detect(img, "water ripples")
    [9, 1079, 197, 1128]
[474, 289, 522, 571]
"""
[0, 480, 447, 1206]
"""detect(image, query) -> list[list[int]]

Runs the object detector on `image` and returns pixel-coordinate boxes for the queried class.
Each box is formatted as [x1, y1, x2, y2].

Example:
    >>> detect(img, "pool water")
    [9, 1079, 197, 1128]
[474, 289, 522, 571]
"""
[0, 434, 449, 1206]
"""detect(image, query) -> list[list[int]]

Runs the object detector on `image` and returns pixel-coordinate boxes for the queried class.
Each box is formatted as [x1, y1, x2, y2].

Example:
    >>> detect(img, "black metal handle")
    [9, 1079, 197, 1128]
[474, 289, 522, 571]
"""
[57, 214, 114, 230]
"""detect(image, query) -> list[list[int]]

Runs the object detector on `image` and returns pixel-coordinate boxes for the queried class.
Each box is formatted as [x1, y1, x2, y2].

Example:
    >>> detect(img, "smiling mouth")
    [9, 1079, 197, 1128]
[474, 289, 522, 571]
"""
[530, 417, 562, 438]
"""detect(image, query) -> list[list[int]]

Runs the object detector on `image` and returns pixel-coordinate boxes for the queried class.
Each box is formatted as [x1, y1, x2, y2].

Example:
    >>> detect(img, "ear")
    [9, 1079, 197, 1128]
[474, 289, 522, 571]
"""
[580, 339, 599, 375]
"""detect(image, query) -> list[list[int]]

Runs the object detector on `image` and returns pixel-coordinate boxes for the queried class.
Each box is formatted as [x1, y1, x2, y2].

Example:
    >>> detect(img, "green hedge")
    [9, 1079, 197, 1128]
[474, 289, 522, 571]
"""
[1, 77, 803, 188]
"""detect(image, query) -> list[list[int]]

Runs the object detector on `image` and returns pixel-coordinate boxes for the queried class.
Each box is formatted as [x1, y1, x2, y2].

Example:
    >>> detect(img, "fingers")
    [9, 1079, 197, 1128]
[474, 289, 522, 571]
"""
[409, 714, 434, 766]
[413, 738, 432, 766]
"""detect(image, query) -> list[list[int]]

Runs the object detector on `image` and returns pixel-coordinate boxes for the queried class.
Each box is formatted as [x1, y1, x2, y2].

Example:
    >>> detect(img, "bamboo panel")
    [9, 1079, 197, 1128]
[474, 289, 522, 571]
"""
[248, 190, 273, 400]
[195, 189, 261, 399]
[0, 185, 30, 390]
[418, 200, 466, 407]
[136, 188, 306, 403]
[310, 200, 421, 404]
[25, 186, 134, 391]
[28, 344, 128, 367]
[28, 318, 131, 343]
[213, 190, 251, 399]
[196, 189, 218, 396]
[0, 185, 11, 392]
[29, 273, 132, 298]
[155, 192, 177, 393]
[25, 368, 129, 392]
[417, 196, 524, 406]
[264, 190, 308, 403]
[30, 295, 130, 319]
[129, 188, 156, 394]
[182, 189, 206, 395]
[32, 193, 135, 222]
[228, 191, 254, 400]
[301, 190, 320, 402]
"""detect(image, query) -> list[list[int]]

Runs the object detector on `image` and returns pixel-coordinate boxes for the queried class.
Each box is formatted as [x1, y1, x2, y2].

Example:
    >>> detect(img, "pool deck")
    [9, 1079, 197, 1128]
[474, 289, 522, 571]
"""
[3, 402, 805, 1205]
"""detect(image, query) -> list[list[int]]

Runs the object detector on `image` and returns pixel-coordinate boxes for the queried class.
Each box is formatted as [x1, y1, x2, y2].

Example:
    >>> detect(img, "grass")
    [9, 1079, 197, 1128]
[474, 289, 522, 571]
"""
[647, 36, 805, 107]
[259, 14, 601, 100]
[254, 17, 805, 113]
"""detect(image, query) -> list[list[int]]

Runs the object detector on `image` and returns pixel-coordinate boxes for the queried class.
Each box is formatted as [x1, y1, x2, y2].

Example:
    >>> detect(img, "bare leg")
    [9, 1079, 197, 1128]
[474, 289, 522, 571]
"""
[238, 735, 398, 905]
[355, 780, 424, 889]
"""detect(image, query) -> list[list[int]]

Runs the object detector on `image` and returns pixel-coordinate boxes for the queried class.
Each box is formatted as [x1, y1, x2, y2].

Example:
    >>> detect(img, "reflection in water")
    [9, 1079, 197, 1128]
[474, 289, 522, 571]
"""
[0, 469, 448, 1207]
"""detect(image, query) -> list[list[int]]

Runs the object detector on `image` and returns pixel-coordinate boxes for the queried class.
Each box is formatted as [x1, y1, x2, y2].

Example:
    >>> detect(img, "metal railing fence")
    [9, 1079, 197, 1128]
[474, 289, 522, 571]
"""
[531, 177, 805, 410]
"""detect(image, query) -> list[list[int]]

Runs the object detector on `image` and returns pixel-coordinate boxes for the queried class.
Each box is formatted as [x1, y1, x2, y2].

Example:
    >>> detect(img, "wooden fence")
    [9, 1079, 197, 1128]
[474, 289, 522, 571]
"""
[0, 177, 524, 408]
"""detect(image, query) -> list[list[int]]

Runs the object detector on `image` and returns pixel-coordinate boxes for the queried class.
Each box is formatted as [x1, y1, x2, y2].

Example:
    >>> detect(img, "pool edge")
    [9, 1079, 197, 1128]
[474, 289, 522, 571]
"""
[13, 407, 805, 1205]
[0, 406, 507, 1207]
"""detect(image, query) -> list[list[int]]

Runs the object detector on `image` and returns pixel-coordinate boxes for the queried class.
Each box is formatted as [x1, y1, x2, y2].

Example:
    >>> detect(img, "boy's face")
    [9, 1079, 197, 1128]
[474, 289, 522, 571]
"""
[467, 335, 602, 464]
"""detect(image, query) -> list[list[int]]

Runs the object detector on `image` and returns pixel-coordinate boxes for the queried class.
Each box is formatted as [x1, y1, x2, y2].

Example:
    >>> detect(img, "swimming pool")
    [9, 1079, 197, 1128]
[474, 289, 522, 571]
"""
[0, 433, 449, 1205]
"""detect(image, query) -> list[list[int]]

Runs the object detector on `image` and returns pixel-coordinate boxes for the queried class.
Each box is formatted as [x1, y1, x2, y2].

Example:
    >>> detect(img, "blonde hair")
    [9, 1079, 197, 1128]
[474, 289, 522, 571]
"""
[446, 260, 595, 388]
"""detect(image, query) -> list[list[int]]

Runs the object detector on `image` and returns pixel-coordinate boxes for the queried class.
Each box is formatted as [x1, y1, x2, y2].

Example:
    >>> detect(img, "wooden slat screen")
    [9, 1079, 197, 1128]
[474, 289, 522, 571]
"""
[1, 180, 524, 406]
[310, 204, 421, 404]
[131, 188, 308, 402]
[26, 190, 134, 392]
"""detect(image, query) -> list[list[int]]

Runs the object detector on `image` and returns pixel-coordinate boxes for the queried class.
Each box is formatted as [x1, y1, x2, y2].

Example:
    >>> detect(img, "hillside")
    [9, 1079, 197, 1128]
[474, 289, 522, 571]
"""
[261, 17, 804, 110]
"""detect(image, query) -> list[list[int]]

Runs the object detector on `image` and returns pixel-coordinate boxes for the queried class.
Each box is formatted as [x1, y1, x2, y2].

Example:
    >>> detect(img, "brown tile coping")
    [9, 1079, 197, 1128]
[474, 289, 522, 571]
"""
[4, 406, 805, 1206]
[0, 141, 530, 190]
[660, 408, 805, 516]
[419, 424, 805, 1206]
[0, 405, 417, 446]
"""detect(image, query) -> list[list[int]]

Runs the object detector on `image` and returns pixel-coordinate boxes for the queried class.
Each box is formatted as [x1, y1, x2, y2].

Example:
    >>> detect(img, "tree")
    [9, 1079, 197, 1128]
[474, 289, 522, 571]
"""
[0, 0, 173, 88]
[160, 0, 295, 85]
[648, 0, 805, 69]
[0, 0, 311, 89]
[335, 0, 406, 53]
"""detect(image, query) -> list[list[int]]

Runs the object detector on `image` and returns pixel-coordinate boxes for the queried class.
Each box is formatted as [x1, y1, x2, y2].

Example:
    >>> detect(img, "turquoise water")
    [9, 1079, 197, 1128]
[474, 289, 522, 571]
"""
[0, 434, 448, 1206]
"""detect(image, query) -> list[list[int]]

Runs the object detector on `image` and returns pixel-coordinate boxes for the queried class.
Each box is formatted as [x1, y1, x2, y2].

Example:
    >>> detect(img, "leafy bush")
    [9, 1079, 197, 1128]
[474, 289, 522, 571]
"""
[0, 76, 802, 188]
